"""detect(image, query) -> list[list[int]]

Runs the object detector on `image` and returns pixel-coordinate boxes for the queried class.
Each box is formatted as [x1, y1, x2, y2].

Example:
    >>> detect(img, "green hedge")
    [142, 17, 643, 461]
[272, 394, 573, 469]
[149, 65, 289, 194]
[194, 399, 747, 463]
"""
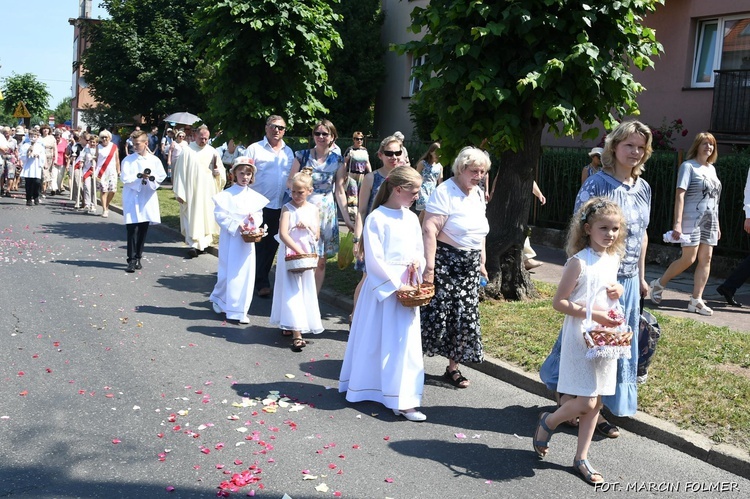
[536, 147, 750, 256]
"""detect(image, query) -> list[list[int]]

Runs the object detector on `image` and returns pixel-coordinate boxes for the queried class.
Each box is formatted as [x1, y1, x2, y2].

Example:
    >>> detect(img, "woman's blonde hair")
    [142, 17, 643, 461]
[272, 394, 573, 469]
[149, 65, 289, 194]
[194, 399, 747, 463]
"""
[686, 132, 718, 164]
[601, 120, 653, 179]
[452, 146, 491, 175]
[378, 135, 401, 154]
[566, 197, 626, 257]
[371, 165, 421, 212]
[292, 167, 314, 190]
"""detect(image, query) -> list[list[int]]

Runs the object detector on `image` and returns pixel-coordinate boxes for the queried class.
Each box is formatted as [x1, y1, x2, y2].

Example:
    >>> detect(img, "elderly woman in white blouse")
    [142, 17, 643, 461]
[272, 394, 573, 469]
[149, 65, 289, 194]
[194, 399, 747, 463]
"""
[421, 146, 490, 389]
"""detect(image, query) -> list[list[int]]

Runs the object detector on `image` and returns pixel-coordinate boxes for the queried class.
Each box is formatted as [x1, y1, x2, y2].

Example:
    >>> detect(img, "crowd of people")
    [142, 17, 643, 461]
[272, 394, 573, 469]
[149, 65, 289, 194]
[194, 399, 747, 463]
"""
[1, 114, 742, 487]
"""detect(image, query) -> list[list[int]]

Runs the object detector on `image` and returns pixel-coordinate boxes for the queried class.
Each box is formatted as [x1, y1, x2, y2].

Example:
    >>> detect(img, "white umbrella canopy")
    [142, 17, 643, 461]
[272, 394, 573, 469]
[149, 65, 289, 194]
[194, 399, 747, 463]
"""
[163, 112, 202, 125]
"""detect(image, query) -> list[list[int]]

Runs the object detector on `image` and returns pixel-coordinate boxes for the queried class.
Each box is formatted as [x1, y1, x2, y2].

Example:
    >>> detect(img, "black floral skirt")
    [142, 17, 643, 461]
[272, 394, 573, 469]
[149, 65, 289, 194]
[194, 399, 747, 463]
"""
[421, 241, 483, 364]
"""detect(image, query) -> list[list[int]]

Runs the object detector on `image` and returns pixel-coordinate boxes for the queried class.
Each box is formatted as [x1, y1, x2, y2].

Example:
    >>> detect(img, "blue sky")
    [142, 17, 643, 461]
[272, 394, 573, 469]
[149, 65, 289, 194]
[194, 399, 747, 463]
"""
[1, 1, 108, 109]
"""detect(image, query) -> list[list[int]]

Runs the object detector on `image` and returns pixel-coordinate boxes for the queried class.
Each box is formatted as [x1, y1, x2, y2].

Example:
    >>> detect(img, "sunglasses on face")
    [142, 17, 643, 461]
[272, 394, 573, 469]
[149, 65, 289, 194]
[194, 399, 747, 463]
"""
[353, 137, 363, 141]
[314, 131, 330, 137]
[382, 149, 403, 157]
[268, 124, 286, 131]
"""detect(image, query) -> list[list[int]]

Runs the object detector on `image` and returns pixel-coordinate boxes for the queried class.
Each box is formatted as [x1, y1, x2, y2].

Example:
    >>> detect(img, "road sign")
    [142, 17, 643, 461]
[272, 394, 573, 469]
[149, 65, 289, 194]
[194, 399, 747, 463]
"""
[49, 115, 55, 126]
[13, 101, 31, 119]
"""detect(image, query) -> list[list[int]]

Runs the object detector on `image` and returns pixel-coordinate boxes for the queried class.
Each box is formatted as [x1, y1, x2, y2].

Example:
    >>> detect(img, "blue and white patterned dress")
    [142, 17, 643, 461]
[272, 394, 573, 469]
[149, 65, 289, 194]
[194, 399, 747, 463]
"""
[416, 160, 443, 211]
[295, 149, 344, 258]
[540, 171, 651, 417]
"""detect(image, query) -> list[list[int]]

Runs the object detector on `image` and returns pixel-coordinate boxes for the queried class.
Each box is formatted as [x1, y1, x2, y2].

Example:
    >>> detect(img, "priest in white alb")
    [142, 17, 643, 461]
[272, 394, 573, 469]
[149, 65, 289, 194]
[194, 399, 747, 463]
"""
[172, 124, 226, 257]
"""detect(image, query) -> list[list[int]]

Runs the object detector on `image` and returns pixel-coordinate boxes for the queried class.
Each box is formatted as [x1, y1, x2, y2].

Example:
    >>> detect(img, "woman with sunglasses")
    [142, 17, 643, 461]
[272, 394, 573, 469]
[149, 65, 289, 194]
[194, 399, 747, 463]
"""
[421, 147, 490, 389]
[286, 119, 350, 293]
[343, 132, 372, 224]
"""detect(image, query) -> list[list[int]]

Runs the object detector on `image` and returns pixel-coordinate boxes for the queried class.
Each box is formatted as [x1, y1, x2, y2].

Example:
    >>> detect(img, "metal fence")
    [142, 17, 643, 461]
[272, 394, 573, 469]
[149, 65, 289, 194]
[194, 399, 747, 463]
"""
[535, 147, 750, 256]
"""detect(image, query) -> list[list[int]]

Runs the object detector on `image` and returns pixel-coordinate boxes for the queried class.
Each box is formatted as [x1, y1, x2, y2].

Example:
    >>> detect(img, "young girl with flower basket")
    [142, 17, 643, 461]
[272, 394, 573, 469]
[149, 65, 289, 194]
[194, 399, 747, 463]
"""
[533, 197, 628, 485]
[270, 169, 323, 351]
[339, 167, 428, 421]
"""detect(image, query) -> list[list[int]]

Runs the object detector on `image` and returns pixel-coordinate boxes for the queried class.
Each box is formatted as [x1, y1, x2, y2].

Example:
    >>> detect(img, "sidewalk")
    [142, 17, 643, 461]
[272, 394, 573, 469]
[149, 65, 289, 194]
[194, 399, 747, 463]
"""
[318, 243, 750, 479]
[530, 245, 750, 331]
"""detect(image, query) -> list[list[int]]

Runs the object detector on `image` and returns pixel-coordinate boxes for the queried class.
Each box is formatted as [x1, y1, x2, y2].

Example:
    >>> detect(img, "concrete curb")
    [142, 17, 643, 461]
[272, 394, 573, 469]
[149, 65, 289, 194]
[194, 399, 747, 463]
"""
[109, 203, 750, 479]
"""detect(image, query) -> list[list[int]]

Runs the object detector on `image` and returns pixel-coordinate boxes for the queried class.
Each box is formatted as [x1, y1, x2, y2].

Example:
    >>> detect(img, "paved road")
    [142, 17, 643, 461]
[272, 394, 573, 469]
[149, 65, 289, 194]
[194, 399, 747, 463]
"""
[1, 194, 748, 498]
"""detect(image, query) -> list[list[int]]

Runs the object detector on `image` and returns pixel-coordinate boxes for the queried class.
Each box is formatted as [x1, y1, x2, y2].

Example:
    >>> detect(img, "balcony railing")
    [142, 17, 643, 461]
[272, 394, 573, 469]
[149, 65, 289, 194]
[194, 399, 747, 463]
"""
[710, 69, 750, 137]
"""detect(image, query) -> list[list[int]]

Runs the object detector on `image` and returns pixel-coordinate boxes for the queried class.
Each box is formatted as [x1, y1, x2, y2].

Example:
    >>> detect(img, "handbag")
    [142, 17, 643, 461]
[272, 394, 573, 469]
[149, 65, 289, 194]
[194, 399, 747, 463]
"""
[581, 249, 633, 360]
[338, 231, 354, 269]
[637, 309, 661, 382]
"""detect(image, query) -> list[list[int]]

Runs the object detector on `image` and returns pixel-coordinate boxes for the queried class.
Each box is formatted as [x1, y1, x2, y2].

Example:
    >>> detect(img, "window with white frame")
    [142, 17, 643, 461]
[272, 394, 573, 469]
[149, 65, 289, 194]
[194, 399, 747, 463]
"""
[409, 54, 427, 96]
[692, 15, 750, 87]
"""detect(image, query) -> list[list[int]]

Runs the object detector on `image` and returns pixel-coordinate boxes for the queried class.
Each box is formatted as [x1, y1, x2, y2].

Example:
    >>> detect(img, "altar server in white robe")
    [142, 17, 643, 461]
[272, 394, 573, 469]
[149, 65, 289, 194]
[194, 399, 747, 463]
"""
[209, 157, 269, 324]
[339, 167, 428, 421]
[172, 124, 226, 257]
[120, 130, 167, 273]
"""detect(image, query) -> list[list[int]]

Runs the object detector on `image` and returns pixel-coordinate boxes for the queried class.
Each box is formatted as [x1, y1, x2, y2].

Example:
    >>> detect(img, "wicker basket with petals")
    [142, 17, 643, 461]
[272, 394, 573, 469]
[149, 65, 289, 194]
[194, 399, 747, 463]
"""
[397, 282, 434, 308]
[241, 229, 265, 243]
[285, 253, 318, 273]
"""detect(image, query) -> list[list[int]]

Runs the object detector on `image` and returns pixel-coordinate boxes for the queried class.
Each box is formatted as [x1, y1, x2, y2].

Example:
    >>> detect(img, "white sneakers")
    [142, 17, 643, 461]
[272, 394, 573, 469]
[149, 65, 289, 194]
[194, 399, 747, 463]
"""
[649, 278, 664, 304]
[688, 296, 713, 316]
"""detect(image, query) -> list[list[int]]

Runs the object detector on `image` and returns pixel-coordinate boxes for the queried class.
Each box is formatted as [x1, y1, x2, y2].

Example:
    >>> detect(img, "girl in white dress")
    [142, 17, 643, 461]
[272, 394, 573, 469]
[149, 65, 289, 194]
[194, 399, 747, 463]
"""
[339, 167, 427, 421]
[270, 170, 323, 351]
[210, 157, 269, 324]
[533, 197, 626, 485]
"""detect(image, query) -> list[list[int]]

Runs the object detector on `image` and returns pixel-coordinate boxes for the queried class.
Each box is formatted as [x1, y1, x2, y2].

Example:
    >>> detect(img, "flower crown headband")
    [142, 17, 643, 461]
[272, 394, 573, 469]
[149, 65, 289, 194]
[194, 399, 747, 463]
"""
[581, 200, 608, 224]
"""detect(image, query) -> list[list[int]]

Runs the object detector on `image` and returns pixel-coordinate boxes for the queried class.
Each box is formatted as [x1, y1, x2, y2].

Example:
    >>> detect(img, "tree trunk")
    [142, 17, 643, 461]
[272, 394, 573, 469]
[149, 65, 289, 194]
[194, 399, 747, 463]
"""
[484, 110, 545, 301]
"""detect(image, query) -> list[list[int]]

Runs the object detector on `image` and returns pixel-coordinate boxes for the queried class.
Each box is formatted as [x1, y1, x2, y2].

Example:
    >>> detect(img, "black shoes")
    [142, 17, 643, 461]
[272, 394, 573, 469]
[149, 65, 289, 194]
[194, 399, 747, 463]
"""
[716, 285, 742, 307]
[126, 261, 136, 273]
[187, 248, 199, 258]
[134, 259, 142, 270]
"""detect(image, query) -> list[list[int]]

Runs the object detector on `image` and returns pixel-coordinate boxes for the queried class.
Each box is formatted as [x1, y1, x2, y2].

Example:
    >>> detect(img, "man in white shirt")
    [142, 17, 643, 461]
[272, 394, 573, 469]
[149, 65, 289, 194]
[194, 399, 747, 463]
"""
[245, 115, 294, 297]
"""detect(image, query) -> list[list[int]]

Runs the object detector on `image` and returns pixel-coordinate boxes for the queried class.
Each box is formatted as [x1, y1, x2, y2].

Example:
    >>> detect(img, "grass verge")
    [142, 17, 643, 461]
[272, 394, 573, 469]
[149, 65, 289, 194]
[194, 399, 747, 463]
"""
[480, 284, 750, 453]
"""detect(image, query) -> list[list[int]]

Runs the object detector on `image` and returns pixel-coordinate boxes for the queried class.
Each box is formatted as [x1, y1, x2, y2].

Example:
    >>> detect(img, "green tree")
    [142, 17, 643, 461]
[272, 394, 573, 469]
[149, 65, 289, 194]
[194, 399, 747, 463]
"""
[190, 0, 342, 141]
[52, 97, 73, 126]
[77, 0, 205, 125]
[1, 73, 51, 118]
[398, 0, 663, 300]
[321, 0, 386, 136]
